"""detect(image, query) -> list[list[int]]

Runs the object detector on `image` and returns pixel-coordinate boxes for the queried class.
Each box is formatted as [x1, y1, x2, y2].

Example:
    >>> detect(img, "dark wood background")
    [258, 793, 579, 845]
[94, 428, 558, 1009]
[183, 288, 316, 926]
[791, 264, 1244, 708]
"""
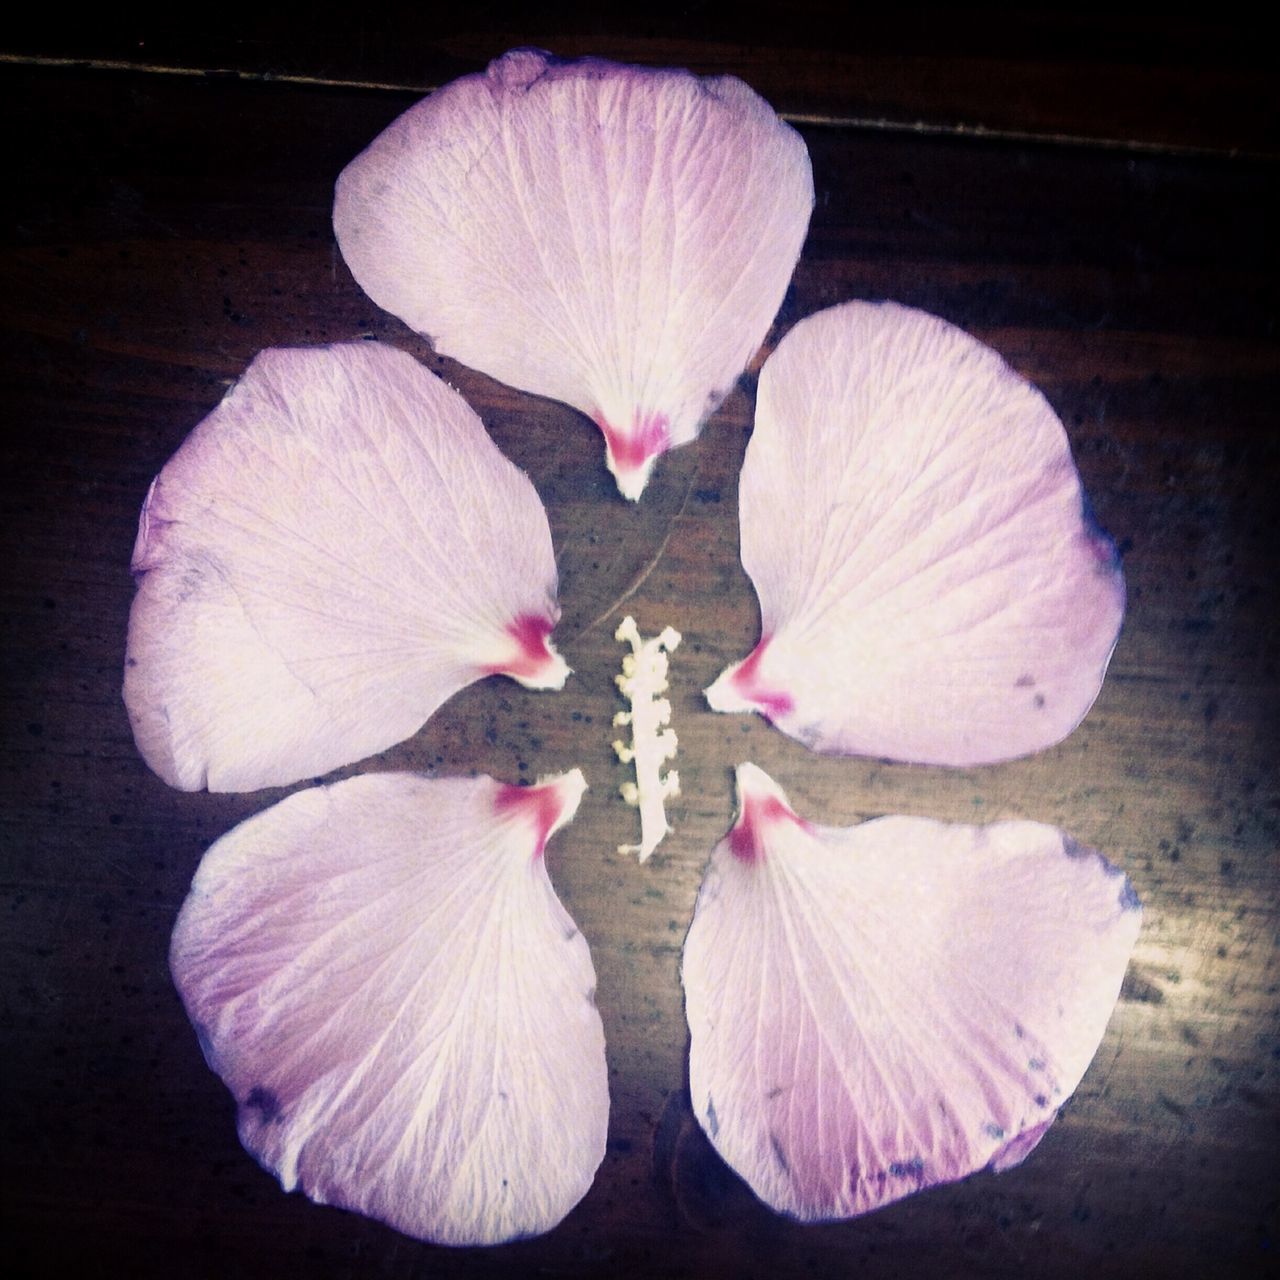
[3, 7, 1276, 1277]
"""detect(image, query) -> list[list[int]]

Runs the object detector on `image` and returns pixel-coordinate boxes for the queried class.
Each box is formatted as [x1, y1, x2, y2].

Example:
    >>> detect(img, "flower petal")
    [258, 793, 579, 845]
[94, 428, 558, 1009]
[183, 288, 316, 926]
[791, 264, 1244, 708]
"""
[170, 769, 607, 1246]
[706, 301, 1125, 764]
[124, 342, 567, 792]
[333, 49, 813, 500]
[682, 763, 1141, 1222]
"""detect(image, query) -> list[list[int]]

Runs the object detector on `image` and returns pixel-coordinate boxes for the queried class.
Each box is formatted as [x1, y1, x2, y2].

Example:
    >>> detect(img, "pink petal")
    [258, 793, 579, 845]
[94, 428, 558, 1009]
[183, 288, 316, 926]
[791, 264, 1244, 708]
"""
[333, 49, 813, 500]
[171, 769, 607, 1246]
[705, 301, 1125, 764]
[682, 763, 1141, 1222]
[124, 343, 568, 792]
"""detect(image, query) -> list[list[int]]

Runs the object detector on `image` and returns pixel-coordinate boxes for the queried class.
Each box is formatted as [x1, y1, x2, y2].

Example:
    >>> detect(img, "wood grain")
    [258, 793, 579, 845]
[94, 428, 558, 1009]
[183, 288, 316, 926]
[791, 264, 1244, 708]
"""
[5, 5, 1275, 154]
[2, 37, 1277, 1280]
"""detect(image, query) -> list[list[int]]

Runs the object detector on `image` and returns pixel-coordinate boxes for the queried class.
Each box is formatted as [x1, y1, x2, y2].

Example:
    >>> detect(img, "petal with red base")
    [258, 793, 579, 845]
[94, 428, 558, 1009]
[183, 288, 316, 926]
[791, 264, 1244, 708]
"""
[171, 769, 606, 1245]
[124, 342, 568, 792]
[334, 49, 813, 500]
[682, 763, 1141, 1221]
[706, 301, 1125, 764]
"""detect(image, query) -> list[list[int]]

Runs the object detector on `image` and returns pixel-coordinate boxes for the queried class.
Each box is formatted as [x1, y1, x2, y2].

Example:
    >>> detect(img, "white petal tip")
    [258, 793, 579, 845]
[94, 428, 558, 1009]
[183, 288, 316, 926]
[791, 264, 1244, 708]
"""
[724, 763, 802, 863]
[547, 767, 589, 819]
[599, 412, 671, 502]
[606, 453, 659, 503]
[491, 616, 571, 690]
[732, 761, 784, 804]
[705, 668, 748, 714]
[516, 646, 572, 691]
[496, 768, 588, 855]
[706, 643, 794, 722]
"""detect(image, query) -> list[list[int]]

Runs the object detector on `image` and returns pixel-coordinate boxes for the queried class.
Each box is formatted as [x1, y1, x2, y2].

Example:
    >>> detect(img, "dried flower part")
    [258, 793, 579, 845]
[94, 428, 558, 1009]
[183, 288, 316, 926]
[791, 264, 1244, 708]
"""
[682, 763, 1141, 1222]
[124, 342, 567, 792]
[334, 48, 814, 500]
[612, 616, 681, 861]
[171, 769, 607, 1246]
[706, 301, 1125, 765]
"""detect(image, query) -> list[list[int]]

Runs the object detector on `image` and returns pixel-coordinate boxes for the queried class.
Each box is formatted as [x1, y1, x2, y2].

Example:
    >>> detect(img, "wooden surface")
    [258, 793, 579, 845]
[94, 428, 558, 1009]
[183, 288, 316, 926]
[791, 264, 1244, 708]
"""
[3, 14, 1277, 1278]
[5, 6, 1275, 155]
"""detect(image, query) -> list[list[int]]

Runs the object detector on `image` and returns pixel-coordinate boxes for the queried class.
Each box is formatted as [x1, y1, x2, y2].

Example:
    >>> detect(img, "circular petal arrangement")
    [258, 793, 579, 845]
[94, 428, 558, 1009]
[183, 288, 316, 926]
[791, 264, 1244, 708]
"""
[334, 48, 814, 500]
[124, 342, 567, 793]
[127, 50, 1140, 1247]
[705, 301, 1125, 765]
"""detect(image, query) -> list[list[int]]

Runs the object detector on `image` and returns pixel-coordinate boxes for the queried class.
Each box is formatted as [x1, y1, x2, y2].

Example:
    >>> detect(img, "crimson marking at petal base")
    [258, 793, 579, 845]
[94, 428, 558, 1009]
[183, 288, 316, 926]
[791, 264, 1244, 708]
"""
[596, 410, 671, 472]
[484, 614, 559, 680]
[729, 639, 794, 720]
[495, 781, 564, 859]
[728, 792, 810, 863]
